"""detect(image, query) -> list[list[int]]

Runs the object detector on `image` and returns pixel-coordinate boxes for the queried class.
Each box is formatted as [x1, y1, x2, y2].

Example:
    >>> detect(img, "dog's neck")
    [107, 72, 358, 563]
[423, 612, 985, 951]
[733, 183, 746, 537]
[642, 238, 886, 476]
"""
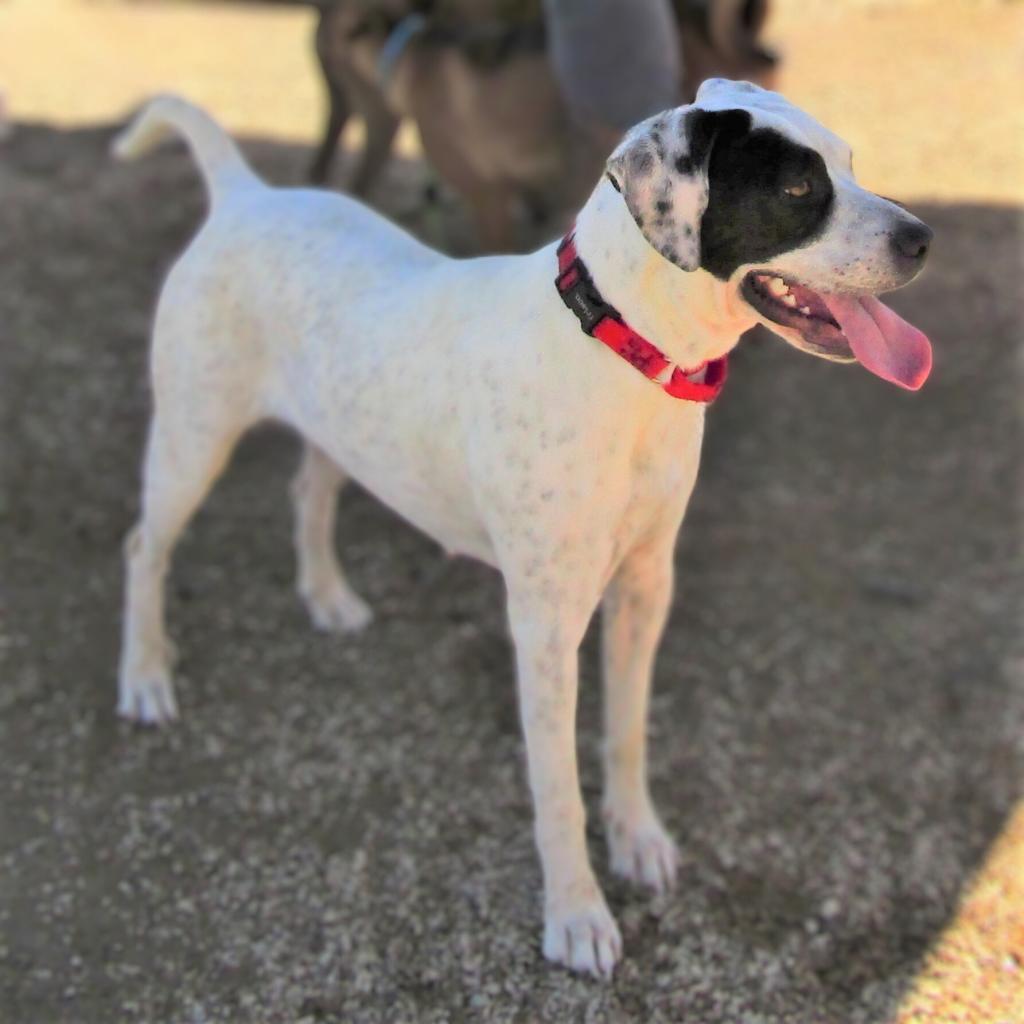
[572, 178, 756, 370]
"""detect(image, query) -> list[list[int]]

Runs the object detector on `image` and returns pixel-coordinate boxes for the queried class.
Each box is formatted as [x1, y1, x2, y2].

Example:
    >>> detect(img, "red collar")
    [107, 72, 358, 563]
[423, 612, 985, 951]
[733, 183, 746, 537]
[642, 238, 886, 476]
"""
[555, 230, 728, 403]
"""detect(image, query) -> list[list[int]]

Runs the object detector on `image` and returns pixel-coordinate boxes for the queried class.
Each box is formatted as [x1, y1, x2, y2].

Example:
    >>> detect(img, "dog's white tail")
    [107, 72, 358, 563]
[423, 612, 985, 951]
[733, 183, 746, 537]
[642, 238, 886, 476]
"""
[112, 94, 260, 202]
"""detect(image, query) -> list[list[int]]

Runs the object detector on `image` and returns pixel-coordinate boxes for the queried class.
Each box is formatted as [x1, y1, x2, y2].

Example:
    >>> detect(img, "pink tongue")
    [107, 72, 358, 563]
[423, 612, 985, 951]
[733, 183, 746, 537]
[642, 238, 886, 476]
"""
[822, 294, 932, 390]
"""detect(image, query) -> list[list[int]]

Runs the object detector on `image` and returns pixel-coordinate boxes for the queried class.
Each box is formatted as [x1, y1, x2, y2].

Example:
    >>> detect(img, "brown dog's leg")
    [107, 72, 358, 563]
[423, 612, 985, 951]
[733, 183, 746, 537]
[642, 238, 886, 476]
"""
[309, 77, 351, 185]
[309, 7, 352, 186]
[347, 80, 401, 199]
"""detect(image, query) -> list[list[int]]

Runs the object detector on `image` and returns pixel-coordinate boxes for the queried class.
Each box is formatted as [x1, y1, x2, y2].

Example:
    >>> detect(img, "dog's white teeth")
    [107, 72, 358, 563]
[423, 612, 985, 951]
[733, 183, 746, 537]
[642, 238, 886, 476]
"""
[768, 277, 788, 296]
[799, 305, 811, 315]
[782, 294, 797, 307]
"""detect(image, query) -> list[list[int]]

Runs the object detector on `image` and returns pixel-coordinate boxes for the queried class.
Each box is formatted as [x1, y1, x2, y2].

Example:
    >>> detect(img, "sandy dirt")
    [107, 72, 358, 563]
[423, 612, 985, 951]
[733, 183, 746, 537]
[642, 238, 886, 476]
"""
[0, 2, 1022, 1022]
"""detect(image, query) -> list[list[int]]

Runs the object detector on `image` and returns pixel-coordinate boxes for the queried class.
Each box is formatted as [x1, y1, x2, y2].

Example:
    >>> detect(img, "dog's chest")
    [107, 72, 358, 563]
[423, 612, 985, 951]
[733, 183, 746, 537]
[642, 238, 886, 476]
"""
[611, 404, 705, 548]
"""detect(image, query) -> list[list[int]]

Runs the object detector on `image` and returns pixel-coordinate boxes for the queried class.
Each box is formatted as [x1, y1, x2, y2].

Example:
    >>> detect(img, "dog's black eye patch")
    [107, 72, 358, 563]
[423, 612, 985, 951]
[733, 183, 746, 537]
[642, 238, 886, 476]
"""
[699, 128, 834, 281]
[684, 108, 753, 169]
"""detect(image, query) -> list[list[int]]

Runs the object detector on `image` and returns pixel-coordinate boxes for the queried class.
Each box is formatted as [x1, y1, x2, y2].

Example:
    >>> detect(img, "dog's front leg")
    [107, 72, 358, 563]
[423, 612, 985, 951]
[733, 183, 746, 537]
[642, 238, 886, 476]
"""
[601, 537, 681, 893]
[508, 595, 622, 977]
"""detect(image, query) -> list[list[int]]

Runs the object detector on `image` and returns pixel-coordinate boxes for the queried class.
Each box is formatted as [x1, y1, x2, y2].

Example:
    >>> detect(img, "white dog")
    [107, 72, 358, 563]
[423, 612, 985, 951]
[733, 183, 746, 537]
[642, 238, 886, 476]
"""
[113, 82, 932, 976]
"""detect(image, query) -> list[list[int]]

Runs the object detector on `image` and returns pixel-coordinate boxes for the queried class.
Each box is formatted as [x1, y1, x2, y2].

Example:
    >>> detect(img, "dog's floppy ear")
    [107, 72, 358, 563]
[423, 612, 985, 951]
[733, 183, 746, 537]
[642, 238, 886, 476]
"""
[606, 106, 751, 272]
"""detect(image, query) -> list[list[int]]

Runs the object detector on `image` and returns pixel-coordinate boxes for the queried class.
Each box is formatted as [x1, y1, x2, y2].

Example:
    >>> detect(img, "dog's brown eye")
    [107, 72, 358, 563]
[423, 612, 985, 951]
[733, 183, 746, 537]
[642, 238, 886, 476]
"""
[784, 180, 811, 198]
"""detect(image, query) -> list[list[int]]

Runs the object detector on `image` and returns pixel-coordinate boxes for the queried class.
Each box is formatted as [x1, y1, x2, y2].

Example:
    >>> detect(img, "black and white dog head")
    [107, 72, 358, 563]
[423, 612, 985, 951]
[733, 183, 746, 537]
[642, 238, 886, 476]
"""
[606, 79, 933, 390]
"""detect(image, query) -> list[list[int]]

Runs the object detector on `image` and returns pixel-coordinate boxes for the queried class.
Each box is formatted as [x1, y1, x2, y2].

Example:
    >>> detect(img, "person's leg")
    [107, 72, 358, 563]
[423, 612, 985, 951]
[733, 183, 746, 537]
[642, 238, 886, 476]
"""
[542, 0, 681, 146]
[542, 0, 682, 213]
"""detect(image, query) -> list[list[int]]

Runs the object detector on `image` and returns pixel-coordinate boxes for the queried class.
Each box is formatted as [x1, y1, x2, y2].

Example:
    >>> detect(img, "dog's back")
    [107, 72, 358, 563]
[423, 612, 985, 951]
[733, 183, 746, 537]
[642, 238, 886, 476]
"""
[112, 96, 559, 560]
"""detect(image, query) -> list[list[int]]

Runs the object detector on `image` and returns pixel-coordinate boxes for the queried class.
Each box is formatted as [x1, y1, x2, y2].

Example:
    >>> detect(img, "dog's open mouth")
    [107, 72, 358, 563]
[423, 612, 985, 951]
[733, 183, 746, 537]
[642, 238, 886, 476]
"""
[741, 272, 933, 390]
[742, 272, 850, 358]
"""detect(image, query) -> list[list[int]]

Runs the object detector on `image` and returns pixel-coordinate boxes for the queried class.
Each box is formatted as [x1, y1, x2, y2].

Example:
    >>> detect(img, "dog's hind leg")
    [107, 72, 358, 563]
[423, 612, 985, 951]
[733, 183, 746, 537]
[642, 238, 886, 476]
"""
[290, 441, 372, 634]
[601, 535, 681, 893]
[118, 409, 245, 724]
[309, 77, 351, 186]
[309, 5, 351, 186]
[346, 81, 400, 199]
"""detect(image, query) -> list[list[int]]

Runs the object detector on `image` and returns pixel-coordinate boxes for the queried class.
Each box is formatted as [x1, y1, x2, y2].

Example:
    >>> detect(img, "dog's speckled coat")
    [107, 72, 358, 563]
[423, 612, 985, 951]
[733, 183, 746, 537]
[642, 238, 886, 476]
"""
[113, 80, 926, 975]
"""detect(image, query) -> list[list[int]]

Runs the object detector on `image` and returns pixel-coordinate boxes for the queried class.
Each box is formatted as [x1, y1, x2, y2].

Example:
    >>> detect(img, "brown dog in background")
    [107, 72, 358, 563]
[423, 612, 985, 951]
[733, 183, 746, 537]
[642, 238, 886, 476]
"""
[308, 0, 778, 249]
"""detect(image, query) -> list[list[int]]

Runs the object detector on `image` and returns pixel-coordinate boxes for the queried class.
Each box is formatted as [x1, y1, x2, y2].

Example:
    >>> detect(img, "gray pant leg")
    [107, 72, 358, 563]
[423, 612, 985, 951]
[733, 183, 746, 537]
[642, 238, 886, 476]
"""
[542, 0, 681, 138]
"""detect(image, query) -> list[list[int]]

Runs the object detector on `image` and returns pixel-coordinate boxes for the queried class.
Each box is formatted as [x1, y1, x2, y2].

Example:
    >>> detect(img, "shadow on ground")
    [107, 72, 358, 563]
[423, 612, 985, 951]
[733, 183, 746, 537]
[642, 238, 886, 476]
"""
[0, 124, 1021, 1024]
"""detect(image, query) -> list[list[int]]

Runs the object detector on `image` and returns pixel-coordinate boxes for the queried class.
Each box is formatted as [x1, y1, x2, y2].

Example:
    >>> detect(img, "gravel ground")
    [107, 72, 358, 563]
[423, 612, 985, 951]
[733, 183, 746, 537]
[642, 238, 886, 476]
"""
[1, 3, 1023, 1022]
[1, 122, 1021, 1024]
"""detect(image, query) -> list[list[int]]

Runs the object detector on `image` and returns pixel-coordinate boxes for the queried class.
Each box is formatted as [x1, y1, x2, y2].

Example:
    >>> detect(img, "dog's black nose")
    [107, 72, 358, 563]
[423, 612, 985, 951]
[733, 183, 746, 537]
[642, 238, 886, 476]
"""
[890, 220, 933, 264]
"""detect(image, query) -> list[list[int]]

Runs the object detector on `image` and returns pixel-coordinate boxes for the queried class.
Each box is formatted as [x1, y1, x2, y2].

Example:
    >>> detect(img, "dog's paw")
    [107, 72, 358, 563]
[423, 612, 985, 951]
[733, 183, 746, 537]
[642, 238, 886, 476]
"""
[605, 808, 680, 894]
[302, 584, 373, 634]
[543, 895, 622, 978]
[117, 664, 179, 725]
